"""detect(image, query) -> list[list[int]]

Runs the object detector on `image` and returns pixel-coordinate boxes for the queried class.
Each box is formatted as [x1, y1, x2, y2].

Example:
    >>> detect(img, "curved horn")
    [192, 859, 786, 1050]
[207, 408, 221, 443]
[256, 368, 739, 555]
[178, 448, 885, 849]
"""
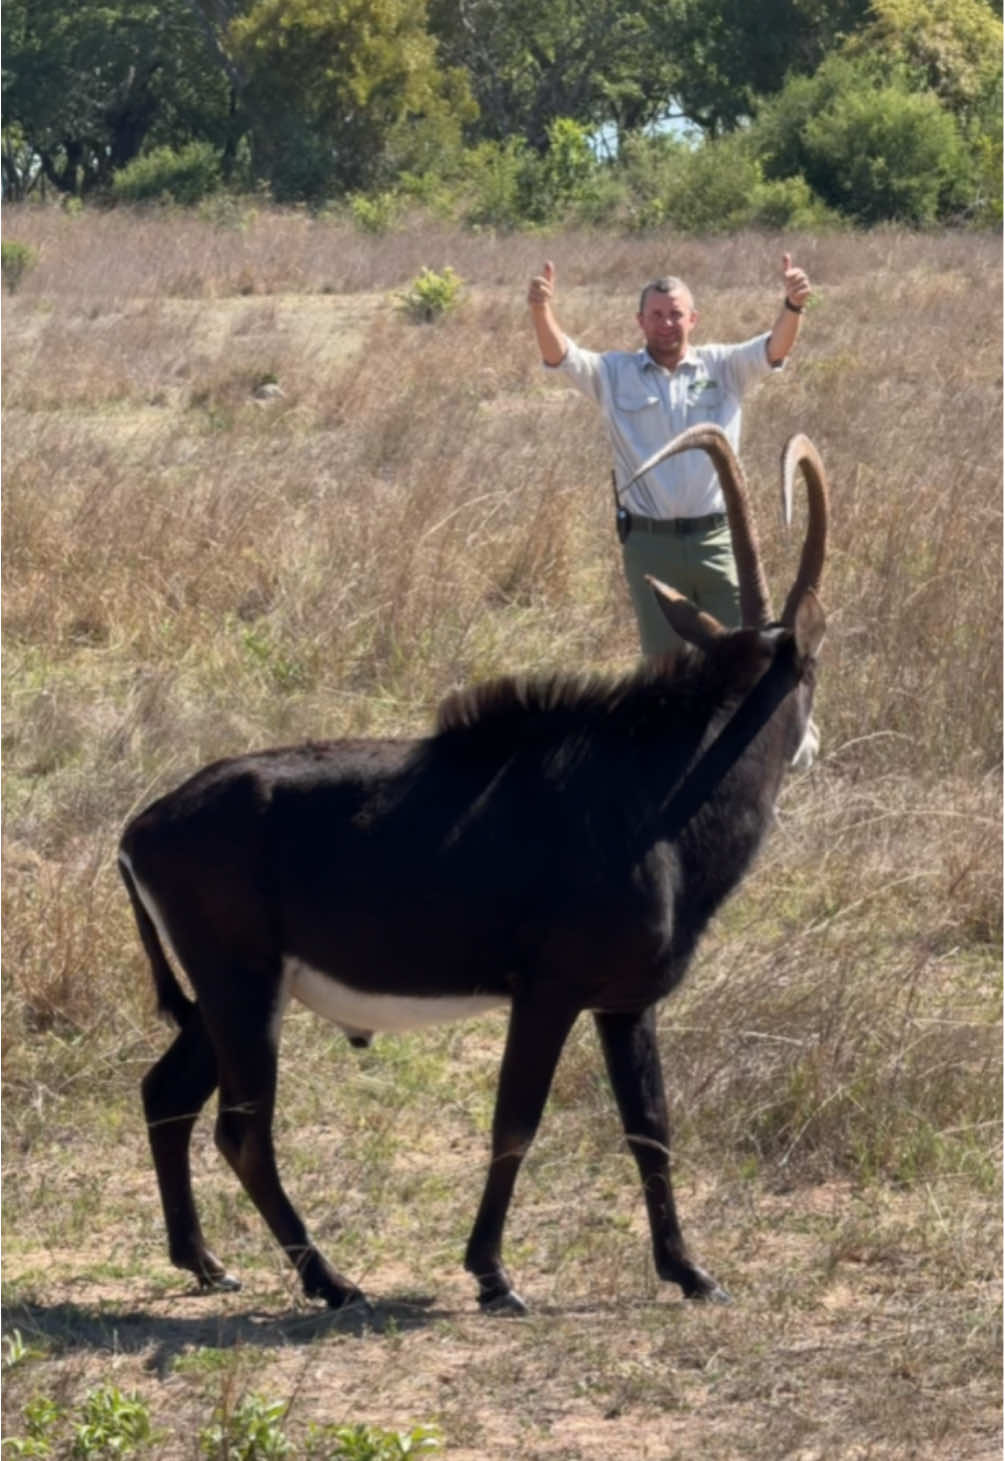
[778, 434, 828, 628]
[624, 424, 772, 627]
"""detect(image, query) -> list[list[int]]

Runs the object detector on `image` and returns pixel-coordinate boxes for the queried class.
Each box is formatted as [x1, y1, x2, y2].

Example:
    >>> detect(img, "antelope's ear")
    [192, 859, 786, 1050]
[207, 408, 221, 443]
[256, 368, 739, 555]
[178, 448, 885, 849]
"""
[646, 575, 726, 653]
[792, 589, 826, 659]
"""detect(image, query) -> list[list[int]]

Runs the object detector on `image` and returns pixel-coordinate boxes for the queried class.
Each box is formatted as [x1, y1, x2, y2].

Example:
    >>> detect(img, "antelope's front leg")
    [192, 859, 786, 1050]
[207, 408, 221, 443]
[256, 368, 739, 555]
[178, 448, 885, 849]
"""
[594, 1006, 729, 1302]
[464, 993, 580, 1314]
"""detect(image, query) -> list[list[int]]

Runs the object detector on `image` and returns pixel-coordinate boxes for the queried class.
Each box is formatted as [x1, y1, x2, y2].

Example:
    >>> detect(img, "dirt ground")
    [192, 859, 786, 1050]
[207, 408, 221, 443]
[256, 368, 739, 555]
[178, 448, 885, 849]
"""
[4, 1177, 1000, 1460]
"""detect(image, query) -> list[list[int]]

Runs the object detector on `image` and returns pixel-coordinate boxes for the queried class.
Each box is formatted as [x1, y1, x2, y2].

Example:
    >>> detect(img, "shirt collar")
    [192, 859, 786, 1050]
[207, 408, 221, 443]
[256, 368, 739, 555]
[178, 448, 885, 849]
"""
[640, 346, 700, 374]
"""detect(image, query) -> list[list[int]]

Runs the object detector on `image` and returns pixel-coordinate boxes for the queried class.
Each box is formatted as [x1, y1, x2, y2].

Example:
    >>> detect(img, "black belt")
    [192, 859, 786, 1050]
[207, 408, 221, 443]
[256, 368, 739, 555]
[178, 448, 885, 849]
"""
[622, 511, 727, 538]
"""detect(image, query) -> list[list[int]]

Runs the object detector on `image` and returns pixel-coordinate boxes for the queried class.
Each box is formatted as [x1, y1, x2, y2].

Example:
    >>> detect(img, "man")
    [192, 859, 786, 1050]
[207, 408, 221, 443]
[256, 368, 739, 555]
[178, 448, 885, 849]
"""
[527, 254, 812, 655]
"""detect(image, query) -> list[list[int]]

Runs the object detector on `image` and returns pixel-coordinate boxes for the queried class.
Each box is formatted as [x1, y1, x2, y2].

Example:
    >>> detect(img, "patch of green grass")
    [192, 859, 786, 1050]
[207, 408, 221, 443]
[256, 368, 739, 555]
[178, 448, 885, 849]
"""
[306, 1421, 442, 1459]
[199, 1391, 291, 1460]
[170, 1348, 238, 1381]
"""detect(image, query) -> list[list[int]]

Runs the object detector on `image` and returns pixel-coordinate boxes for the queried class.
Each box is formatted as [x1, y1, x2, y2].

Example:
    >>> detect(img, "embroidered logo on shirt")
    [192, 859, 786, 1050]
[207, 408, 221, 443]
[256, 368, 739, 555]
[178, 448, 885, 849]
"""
[687, 378, 720, 404]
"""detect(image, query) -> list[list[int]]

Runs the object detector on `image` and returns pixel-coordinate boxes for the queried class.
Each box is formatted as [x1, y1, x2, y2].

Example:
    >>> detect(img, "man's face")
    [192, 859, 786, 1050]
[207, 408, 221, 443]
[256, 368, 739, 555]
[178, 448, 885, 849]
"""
[637, 287, 697, 369]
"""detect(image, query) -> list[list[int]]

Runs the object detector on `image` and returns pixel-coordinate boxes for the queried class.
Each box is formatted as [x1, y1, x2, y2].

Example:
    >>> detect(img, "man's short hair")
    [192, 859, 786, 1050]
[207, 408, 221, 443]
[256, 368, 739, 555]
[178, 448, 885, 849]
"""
[638, 276, 691, 313]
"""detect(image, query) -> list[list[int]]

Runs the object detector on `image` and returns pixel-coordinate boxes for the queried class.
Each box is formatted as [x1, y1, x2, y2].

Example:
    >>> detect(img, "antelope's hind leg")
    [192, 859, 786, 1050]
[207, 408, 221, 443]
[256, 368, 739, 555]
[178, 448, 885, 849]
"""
[142, 1008, 239, 1292]
[207, 981, 364, 1311]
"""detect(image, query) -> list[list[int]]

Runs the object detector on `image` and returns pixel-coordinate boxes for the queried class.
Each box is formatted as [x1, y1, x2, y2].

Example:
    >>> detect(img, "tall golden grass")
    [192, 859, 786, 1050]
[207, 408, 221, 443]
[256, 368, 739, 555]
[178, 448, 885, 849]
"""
[3, 206, 1000, 1154]
[1, 208, 1000, 1458]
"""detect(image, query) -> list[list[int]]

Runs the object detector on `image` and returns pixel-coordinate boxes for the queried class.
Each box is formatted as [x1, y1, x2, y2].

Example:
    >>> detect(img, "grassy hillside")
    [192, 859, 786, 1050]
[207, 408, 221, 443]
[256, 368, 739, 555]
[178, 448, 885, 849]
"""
[2, 208, 1001, 1459]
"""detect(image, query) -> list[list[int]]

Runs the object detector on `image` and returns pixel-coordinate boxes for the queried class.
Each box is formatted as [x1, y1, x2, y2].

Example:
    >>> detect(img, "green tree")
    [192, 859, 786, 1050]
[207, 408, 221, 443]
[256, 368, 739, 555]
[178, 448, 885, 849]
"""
[670, 0, 872, 133]
[844, 0, 1003, 219]
[228, 0, 476, 198]
[427, 0, 688, 149]
[2, 0, 233, 197]
[844, 0, 1002, 123]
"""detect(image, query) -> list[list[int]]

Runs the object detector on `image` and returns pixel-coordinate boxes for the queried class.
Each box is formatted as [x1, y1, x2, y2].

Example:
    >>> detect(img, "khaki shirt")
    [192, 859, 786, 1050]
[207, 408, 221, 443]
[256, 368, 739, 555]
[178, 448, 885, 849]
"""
[550, 334, 782, 518]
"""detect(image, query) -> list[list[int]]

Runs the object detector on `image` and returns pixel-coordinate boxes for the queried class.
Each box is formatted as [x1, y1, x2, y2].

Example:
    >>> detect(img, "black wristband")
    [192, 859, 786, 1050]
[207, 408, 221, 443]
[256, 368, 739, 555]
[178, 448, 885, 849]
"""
[784, 298, 804, 314]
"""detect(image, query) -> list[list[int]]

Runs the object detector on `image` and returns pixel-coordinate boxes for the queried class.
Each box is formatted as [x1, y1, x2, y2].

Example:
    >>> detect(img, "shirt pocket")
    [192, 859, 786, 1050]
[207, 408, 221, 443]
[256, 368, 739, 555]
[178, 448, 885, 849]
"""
[612, 389, 666, 450]
[685, 379, 725, 423]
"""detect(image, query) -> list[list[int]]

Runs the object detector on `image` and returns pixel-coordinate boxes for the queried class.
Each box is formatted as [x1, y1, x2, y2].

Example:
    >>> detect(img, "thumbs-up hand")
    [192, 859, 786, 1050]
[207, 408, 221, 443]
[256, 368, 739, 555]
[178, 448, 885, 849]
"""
[782, 252, 811, 309]
[528, 260, 556, 309]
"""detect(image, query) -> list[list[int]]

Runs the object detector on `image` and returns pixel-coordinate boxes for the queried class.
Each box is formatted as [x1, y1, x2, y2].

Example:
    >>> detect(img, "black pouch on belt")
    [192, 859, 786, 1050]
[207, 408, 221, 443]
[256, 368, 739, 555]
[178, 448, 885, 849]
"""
[612, 472, 631, 543]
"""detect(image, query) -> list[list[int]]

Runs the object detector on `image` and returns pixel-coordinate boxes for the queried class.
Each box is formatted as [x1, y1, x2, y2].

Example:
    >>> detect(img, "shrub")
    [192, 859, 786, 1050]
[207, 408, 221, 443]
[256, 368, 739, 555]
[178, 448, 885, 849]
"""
[396, 265, 464, 322]
[803, 82, 967, 224]
[749, 173, 844, 231]
[111, 141, 223, 206]
[621, 133, 765, 234]
[2, 240, 38, 293]
[460, 137, 530, 229]
[752, 55, 970, 225]
[349, 190, 404, 234]
[459, 119, 602, 229]
[525, 117, 603, 224]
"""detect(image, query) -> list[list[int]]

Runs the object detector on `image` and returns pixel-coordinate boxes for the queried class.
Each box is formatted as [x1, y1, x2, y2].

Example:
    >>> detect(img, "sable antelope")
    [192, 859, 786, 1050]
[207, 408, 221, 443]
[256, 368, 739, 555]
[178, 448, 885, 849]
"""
[119, 424, 827, 1314]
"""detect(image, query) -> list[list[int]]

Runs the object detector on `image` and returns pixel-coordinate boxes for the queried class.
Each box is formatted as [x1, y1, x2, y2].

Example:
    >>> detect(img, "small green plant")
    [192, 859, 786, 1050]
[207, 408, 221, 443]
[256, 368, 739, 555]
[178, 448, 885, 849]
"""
[4, 1393, 64, 1456]
[306, 1422, 443, 1459]
[1, 241, 38, 293]
[70, 1385, 158, 1458]
[396, 267, 463, 323]
[349, 191, 402, 235]
[3, 1330, 33, 1369]
[199, 1392, 291, 1461]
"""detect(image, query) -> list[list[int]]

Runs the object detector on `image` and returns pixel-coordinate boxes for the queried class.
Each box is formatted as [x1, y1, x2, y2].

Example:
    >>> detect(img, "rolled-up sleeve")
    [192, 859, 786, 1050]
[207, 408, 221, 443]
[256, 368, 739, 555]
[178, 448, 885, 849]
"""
[713, 333, 782, 395]
[547, 336, 613, 406]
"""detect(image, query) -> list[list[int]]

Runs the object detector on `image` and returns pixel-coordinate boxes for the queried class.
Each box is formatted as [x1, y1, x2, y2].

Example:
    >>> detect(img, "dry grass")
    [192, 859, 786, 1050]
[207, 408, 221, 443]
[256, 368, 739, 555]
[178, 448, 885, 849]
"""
[2, 208, 1001, 1459]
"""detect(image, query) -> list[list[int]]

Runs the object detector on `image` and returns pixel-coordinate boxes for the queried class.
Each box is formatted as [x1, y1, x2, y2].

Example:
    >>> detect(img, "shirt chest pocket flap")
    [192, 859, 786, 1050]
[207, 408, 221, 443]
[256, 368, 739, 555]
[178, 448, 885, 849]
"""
[612, 389, 666, 447]
[614, 389, 661, 415]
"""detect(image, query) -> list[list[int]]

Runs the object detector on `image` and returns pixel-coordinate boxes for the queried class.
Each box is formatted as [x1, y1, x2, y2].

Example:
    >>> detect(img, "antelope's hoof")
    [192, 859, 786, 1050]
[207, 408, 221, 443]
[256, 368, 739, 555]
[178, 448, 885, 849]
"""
[685, 1270, 731, 1304]
[479, 1287, 529, 1317]
[197, 1270, 242, 1294]
[326, 1286, 369, 1314]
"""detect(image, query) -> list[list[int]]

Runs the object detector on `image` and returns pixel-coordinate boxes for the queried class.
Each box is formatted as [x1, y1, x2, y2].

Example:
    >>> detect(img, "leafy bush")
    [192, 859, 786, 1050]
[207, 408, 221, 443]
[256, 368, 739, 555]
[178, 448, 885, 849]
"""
[460, 137, 531, 229]
[622, 133, 768, 233]
[749, 174, 844, 231]
[111, 141, 223, 206]
[349, 190, 404, 234]
[2, 240, 38, 293]
[752, 55, 970, 224]
[396, 265, 464, 322]
[803, 82, 967, 224]
[459, 119, 602, 229]
[525, 117, 603, 223]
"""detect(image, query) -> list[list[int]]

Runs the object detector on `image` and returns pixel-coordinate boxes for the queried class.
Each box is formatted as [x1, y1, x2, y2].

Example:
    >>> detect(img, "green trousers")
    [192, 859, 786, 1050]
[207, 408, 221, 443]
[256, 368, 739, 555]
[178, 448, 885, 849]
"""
[621, 520, 741, 656]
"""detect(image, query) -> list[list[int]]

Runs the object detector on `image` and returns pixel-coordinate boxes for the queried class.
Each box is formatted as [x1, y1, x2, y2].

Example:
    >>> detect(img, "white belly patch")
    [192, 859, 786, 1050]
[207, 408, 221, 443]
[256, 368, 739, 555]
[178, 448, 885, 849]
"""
[283, 959, 507, 1036]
